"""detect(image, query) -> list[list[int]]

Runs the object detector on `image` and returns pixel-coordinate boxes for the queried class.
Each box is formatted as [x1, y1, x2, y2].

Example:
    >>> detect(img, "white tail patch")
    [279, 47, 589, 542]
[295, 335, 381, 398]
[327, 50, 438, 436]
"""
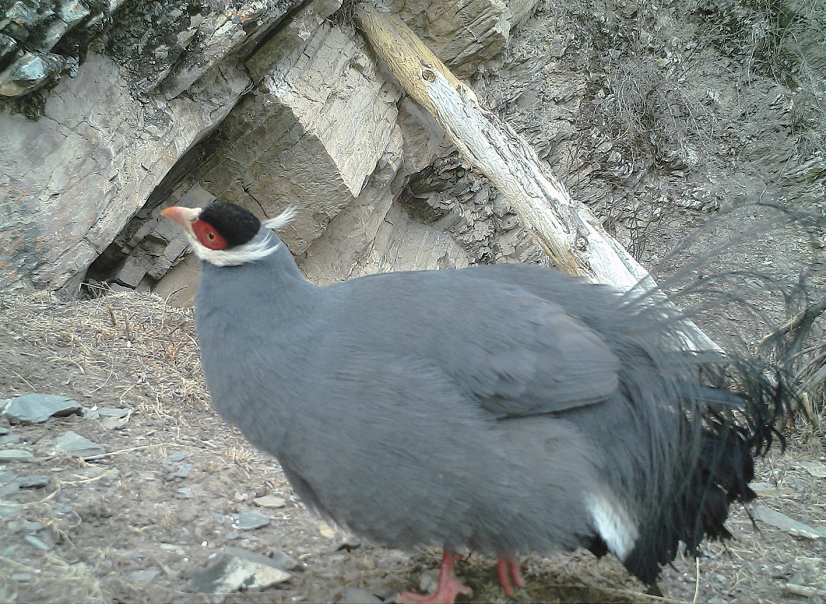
[262, 206, 297, 231]
[586, 491, 639, 561]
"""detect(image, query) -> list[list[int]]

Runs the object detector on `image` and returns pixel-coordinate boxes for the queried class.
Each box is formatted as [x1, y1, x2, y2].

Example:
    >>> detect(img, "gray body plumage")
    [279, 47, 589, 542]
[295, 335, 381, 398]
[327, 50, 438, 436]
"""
[195, 227, 764, 585]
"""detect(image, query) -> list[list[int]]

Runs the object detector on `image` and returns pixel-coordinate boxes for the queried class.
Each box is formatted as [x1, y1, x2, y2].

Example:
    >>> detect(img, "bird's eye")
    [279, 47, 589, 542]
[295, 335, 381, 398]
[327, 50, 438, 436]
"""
[193, 220, 228, 250]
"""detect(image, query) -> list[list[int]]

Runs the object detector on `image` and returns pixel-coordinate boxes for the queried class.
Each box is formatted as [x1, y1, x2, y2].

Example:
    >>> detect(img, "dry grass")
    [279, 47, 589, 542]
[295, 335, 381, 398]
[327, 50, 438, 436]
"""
[0, 289, 209, 420]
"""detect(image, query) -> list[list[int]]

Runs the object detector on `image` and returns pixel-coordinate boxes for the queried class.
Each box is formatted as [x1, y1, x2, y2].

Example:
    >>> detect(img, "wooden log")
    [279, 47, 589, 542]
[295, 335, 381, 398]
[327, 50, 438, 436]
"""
[355, 3, 719, 351]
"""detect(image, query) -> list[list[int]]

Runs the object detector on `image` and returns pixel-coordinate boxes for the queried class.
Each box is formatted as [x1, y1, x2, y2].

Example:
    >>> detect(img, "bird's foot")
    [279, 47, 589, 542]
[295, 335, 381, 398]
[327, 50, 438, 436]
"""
[495, 556, 526, 597]
[396, 550, 472, 604]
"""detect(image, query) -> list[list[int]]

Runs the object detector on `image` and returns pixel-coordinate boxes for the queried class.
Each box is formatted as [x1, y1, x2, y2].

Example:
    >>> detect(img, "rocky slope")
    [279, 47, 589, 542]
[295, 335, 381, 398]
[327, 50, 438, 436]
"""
[1, 0, 823, 304]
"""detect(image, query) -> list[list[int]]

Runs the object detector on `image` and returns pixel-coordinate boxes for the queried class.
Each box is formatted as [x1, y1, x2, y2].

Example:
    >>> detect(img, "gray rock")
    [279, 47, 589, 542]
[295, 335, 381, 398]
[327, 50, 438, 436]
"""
[3, 394, 82, 424]
[235, 509, 270, 530]
[1, 52, 251, 295]
[10, 572, 33, 582]
[384, 0, 512, 77]
[58, 0, 92, 27]
[2, 2, 40, 40]
[800, 460, 826, 478]
[0, 474, 48, 494]
[52, 504, 73, 516]
[173, 463, 193, 478]
[115, 254, 152, 288]
[0, 51, 64, 97]
[95, 407, 131, 419]
[24, 535, 51, 550]
[336, 587, 383, 603]
[16, 475, 49, 489]
[187, 547, 292, 593]
[0, 34, 14, 59]
[0, 449, 33, 463]
[0, 481, 20, 496]
[128, 569, 161, 583]
[222, 546, 299, 571]
[252, 494, 286, 508]
[10, 519, 43, 534]
[0, 501, 22, 519]
[56, 431, 106, 458]
[754, 506, 826, 539]
[0, 434, 20, 446]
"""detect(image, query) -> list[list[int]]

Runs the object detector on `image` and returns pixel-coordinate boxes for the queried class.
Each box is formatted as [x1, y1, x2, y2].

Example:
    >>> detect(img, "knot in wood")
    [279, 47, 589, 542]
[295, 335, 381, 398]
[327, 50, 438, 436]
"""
[421, 69, 436, 82]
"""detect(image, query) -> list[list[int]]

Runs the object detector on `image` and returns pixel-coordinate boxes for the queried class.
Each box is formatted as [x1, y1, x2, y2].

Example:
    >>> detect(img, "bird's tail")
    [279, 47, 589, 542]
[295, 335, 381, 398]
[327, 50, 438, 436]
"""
[616, 263, 800, 584]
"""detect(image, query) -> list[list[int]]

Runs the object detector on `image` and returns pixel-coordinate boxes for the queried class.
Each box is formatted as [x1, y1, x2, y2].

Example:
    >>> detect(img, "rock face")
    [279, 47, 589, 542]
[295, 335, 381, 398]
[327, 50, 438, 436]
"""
[1, 0, 823, 299]
[1, 0, 306, 295]
[1, 54, 251, 294]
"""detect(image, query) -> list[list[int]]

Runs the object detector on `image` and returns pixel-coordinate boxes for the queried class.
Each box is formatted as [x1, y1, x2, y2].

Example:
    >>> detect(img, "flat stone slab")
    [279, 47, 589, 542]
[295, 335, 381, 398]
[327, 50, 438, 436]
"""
[754, 505, 826, 539]
[3, 394, 82, 424]
[234, 509, 271, 530]
[187, 547, 292, 593]
[253, 494, 286, 508]
[800, 460, 826, 478]
[0, 449, 34, 463]
[56, 431, 106, 458]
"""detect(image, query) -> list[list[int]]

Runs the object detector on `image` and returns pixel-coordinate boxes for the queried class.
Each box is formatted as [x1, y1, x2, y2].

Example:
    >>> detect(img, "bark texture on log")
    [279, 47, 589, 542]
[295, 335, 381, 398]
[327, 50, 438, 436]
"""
[357, 5, 638, 286]
[355, 3, 719, 351]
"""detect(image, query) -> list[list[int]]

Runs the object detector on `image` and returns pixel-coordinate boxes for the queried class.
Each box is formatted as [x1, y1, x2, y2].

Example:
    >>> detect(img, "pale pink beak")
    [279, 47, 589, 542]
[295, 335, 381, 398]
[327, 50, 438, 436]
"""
[160, 206, 201, 229]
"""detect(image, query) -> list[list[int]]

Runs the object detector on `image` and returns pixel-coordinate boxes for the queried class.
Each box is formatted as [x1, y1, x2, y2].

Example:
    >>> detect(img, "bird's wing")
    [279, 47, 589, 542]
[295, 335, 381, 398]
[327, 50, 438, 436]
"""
[446, 285, 622, 416]
[331, 271, 624, 418]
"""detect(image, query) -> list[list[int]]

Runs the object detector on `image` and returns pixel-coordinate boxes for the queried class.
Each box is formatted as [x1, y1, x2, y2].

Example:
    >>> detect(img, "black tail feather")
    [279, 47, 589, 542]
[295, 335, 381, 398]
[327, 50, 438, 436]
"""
[623, 353, 794, 586]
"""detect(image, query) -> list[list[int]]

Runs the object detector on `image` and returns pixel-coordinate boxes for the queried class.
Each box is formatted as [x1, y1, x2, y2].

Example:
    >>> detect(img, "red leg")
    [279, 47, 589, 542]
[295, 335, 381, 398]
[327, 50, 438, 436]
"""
[495, 556, 526, 598]
[397, 550, 473, 604]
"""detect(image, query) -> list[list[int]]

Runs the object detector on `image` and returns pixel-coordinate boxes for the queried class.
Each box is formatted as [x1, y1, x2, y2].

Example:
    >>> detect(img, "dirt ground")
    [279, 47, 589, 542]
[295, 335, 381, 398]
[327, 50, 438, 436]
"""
[0, 286, 824, 604]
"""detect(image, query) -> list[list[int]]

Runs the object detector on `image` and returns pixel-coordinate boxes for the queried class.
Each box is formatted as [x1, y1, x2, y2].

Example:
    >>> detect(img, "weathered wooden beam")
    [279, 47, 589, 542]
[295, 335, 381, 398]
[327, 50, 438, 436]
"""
[357, 4, 635, 285]
[355, 3, 720, 351]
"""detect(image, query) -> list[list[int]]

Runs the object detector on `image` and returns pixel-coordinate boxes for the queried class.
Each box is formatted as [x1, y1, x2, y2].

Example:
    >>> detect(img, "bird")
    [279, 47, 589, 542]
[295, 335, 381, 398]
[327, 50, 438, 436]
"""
[161, 201, 787, 603]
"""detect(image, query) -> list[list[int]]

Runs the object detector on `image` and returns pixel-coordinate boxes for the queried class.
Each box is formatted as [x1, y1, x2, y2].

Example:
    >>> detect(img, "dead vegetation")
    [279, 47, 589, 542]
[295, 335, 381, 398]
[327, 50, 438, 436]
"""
[0, 288, 210, 421]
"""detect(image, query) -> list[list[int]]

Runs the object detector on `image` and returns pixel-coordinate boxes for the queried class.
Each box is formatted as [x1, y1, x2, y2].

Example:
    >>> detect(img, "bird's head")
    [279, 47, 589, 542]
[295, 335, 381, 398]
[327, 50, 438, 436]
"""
[161, 201, 295, 267]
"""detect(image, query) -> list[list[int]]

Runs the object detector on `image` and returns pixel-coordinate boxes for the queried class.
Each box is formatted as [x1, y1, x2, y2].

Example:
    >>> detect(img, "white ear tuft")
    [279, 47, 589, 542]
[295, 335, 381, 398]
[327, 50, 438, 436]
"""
[262, 207, 298, 231]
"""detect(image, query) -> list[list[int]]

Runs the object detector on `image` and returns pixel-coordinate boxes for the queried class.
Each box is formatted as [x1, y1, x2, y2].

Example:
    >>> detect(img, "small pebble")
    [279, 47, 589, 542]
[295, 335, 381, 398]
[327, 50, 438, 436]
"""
[129, 569, 161, 583]
[235, 509, 271, 530]
[17, 475, 49, 489]
[10, 573, 32, 582]
[336, 587, 382, 604]
[253, 494, 286, 508]
[24, 535, 51, 550]
[173, 463, 193, 478]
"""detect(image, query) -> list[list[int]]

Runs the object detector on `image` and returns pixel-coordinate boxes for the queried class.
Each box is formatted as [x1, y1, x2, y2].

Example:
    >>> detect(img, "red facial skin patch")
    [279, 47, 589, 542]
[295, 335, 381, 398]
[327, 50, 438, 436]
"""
[193, 219, 228, 250]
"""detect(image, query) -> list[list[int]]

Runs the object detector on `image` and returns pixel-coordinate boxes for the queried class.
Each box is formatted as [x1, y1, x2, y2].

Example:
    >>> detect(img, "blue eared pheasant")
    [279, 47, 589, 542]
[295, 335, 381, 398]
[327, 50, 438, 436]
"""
[162, 201, 786, 603]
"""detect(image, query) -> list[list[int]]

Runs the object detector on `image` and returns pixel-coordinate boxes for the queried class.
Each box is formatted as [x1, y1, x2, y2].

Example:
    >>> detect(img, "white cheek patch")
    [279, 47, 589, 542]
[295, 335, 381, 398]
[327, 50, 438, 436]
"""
[586, 491, 639, 561]
[189, 206, 296, 267]
[189, 231, 281, 267]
